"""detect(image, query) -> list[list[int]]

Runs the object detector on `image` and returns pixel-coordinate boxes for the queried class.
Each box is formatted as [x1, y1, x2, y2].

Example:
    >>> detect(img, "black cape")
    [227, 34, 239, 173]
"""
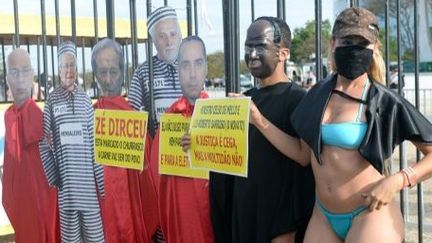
[231, 82, 314, 243]
[291, 74, 432, 174]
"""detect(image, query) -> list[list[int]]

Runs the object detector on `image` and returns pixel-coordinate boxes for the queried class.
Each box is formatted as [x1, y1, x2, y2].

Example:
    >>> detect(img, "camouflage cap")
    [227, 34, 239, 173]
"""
[332, 7, 379, 43]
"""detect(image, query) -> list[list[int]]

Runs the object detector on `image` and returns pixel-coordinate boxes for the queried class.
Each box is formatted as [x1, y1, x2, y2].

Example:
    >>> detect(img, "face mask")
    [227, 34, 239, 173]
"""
[244, 20, 281, 79]
[245, 52, 277, 79]
[334, 45, 373, 80]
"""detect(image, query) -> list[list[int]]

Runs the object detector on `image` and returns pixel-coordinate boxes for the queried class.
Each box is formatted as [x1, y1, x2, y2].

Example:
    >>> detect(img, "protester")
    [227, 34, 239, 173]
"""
[246, 8, 432, 242]
[3, 48, 59, 243]
[39, 41, 105, 243]
[231, 16, 314, 243]
[92, 38, 158, 243]
[150, 36, 215, 243]
[128, 6, 183, 134]
[182, 17, 315, 243]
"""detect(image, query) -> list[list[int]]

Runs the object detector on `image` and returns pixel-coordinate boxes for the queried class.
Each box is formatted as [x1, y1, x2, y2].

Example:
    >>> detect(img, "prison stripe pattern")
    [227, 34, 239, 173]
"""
[40, 86, 104, 211]
[59, 209, 104, 243]
[128, 56, 182, 131]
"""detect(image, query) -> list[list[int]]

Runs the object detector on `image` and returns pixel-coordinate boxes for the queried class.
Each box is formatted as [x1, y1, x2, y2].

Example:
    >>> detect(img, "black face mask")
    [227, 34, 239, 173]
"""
[245, 52, 278, 79]
[334, 45, 373, 80]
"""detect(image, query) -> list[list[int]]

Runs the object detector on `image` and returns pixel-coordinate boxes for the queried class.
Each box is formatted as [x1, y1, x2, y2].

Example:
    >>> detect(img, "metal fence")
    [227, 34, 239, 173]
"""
[0, 0, 430, 242]
[0, 0, 198, 102]
[405, 89, 432, 120]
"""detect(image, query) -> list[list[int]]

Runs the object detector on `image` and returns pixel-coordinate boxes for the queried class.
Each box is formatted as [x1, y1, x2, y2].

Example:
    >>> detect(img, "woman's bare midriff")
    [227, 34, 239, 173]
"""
[312, 145, 385, 213]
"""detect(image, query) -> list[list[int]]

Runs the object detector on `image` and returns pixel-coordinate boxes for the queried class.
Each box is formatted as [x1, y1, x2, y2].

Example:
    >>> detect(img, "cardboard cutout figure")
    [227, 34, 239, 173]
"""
[150, 36, 215, 243]
[128, 6, 183, 133]
[39, 41, 105, 243]
[3, 48, 59, 243]
[92, 38, 158, 243]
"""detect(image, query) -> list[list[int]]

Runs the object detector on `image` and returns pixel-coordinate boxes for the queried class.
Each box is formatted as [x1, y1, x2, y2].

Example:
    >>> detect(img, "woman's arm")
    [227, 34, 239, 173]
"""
[362, 142, 432, 211]
[407, 142, 432, 184]
[181, 95, 312, 166]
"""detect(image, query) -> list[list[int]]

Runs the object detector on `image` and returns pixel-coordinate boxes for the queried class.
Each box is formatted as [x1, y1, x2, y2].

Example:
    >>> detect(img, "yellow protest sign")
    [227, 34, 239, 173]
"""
[94, 109, 148, 170]
[159, 114, 209, 179]
[189, 97, 250, 177]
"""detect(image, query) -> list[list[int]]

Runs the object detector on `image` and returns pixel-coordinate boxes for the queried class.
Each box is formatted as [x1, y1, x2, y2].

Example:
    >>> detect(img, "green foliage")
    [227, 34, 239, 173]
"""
[290, 19, 332, 64]
[379, 31, 398, 62]
[239, 60, 248, 75]
[207, 51, 225, 80]
[402, 49, 414, 61]
[206, 51, 249, 80]
[363, 0, 426, 55]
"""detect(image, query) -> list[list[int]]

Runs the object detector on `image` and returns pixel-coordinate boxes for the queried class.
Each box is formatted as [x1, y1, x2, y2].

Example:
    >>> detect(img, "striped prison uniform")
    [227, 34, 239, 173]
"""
[128, 56, 182, 132]
[129, 55, 182, 243]
[39, 86, 105, 243]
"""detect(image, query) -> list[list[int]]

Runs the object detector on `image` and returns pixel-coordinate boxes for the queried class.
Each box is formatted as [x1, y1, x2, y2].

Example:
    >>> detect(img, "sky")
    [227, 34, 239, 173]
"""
[0, 0, 346, 73]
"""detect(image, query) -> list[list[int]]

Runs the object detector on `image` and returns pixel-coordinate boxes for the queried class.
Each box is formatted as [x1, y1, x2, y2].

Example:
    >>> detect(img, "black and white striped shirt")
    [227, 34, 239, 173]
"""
[39, 86, 104, 211]
[128, 56, 182, 131]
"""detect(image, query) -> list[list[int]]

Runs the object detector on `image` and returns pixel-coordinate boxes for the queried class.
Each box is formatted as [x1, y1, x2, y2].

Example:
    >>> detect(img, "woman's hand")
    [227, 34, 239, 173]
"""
[361, 173, 404, 211]
[180, 133, 192, 152]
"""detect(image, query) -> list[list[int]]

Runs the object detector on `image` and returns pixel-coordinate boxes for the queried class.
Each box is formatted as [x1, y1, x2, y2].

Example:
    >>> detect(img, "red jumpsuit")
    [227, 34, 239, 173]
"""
[150, 92, 215, 243]
[95, 96, 158, 243]
[3, 99, 59, 243]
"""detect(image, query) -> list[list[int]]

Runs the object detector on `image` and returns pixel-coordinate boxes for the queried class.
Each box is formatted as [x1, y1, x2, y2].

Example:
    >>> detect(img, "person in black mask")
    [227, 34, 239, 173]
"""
[182, 17, 315, 243]
[234, 17, 315, 243]
[244, 7, 432, 242]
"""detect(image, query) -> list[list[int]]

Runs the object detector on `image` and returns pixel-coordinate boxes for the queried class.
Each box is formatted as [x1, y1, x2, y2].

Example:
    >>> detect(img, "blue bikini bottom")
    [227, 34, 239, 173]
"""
[316, 198, 367, 240]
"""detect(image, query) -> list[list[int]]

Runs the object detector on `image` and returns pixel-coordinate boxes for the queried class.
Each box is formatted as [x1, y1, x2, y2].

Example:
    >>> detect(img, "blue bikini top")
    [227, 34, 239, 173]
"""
[321, 80, 369, 150]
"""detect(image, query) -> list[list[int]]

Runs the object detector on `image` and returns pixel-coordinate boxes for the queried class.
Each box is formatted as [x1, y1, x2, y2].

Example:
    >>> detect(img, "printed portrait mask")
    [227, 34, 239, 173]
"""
[244, 20, 280, 79]
[95, 47, 123, 96]
[153, 19, 182, 64]
[179, 41, 207, 103]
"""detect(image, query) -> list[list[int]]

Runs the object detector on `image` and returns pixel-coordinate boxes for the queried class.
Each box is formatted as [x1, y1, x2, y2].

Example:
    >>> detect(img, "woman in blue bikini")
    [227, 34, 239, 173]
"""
[245, 7, 432, 242]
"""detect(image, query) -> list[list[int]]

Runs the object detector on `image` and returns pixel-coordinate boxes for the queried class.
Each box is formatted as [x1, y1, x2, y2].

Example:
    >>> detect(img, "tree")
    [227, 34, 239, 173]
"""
[290, 19, 332, 65]
[83, 71, 94, 90]
[206, 51, 249, 80]
[364, 0, 432, 58]
[207, 51, 225, 80]
[239, 60, 248, 75]
[379, 31, 398, 62]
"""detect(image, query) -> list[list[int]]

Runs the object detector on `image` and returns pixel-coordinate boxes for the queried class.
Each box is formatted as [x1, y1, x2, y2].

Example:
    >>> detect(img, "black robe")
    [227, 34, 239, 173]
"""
[291, 74, 432, 174]
[229, 82, 315, 243]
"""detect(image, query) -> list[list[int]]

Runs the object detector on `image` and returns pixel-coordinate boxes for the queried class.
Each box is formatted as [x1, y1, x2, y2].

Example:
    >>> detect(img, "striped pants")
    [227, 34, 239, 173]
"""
[154, 227, 165, 243]
[60, 210, 104, 243]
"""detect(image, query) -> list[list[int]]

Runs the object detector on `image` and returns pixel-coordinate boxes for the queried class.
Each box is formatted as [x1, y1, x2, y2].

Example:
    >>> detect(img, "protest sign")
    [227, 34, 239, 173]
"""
[94, 109, 148, 170]
[189, 97, 250, 177]
[159, 113, 209, 179]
